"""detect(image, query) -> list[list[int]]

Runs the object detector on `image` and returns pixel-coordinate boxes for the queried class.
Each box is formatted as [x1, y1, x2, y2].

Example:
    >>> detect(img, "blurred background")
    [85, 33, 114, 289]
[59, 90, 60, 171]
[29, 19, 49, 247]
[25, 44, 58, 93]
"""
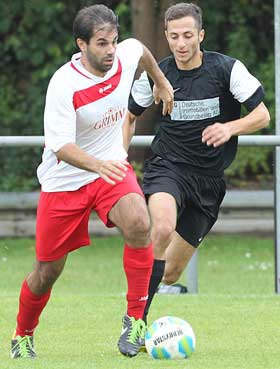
[0, 0, 274, 191]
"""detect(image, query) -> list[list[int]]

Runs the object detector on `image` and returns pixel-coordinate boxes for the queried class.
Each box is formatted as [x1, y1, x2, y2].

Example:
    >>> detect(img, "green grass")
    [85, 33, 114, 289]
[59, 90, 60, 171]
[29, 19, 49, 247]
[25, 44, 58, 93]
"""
[0, 235, 279, 369]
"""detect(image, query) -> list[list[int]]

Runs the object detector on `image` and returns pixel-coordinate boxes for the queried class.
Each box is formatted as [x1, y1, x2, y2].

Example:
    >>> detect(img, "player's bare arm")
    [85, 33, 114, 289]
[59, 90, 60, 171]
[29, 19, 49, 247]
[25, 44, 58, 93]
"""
[56, 143, 129, 185]
[139, 45, 174, 115]
[202, 102, 270, 148]
[123, 111, 137, 151]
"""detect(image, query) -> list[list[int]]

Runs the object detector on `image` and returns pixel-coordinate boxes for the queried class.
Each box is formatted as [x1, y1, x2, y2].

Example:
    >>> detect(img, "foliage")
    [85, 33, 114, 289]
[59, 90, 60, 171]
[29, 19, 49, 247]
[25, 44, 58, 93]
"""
[0, 1, 80, 191]
[115, 1, 131, 40]
[0, 0, 275, 190]
[201, 0, 274, 186]
[224, 146, 274, 189]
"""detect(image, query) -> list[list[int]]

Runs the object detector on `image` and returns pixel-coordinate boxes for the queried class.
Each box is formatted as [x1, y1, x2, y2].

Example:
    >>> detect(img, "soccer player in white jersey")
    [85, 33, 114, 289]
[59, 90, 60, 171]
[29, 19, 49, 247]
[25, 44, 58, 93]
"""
[124, 2, 270, 327]
[10, 4, 173, 359]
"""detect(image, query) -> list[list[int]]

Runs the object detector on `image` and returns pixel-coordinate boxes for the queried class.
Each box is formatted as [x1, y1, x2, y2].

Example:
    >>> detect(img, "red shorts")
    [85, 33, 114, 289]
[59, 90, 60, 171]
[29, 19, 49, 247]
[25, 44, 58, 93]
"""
[36, 164, 143, 261]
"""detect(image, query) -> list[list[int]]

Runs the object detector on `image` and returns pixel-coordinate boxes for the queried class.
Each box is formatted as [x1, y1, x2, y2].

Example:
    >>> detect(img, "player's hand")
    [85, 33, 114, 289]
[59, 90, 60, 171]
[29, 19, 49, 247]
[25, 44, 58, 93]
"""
[153, 79, 174, 116]
[202, 123, 232, 147]
[97, 160, 129, 185]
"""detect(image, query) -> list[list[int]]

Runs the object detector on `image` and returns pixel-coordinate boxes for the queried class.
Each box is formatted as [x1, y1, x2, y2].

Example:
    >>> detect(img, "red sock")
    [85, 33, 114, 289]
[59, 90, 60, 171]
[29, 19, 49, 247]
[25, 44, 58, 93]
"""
[15, 280, 51, 336]
[123, 243, 153, 319]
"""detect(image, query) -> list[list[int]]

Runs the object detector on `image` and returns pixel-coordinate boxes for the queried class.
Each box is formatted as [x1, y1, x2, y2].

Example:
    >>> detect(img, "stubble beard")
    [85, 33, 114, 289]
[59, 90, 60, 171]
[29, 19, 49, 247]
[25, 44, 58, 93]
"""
[87, 51, 113, 74]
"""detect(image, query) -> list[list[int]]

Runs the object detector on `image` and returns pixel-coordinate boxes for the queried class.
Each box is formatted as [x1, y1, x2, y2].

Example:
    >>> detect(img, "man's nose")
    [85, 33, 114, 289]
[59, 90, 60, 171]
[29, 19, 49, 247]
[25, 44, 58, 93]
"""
[107, 44, 116, 54]
[178, 38, 185, 48]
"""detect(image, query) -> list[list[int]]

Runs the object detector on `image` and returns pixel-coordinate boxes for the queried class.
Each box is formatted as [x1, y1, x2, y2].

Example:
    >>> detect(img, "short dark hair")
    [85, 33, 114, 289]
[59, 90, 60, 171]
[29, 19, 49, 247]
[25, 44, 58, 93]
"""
[165, 3, 202, 31]
[73, 4, 119, 44]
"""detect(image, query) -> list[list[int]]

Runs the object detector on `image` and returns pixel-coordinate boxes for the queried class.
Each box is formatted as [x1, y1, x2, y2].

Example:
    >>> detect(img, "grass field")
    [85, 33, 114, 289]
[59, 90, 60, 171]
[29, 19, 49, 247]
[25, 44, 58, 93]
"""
[0, 234, 279, 369]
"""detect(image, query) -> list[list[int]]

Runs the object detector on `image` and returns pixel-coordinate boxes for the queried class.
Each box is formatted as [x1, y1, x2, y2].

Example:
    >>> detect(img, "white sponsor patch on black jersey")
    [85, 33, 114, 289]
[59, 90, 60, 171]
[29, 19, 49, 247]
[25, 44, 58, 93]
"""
[171, 97, 220, 121]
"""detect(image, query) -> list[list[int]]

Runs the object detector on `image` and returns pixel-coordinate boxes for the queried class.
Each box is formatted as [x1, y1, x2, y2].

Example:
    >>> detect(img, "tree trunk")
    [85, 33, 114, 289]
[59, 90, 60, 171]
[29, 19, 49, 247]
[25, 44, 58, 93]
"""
[155, 0, 177, 59]
[129, 0, 155, 163]
[129, 0, 177, 164]
[131, 0, 156, 51]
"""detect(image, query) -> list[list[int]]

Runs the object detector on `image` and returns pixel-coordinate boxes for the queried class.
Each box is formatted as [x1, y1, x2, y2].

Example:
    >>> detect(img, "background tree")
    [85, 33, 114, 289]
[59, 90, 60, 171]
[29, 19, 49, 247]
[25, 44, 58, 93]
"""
[130, 0, 177, 162]
[0, 0, 274, 191]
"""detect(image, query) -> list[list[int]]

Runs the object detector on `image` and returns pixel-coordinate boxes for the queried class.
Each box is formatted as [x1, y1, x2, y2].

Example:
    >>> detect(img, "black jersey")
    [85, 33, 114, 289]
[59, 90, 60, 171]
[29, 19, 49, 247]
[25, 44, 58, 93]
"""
[128, 50, 264, 176]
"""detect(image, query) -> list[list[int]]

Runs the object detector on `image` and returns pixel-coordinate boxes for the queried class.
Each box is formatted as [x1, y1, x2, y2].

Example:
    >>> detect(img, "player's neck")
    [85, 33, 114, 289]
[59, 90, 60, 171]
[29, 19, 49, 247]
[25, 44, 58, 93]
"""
[175, 50, 203, 71]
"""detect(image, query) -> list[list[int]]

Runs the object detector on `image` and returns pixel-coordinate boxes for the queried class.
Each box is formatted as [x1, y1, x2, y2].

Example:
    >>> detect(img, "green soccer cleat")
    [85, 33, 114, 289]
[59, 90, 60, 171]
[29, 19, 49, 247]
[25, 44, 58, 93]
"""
[118, 315, 146, 357]
[11, 335, 36, 359]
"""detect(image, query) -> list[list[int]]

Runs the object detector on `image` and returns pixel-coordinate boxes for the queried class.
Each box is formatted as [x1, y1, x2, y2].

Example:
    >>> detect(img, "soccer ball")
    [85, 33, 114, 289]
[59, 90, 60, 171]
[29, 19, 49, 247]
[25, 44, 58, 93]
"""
[145, 316, 195, 359]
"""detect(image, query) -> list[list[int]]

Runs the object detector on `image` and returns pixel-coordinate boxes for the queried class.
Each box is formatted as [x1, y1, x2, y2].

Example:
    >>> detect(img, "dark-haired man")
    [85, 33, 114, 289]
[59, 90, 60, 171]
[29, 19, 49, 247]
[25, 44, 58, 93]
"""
[124, 2, 270, 327]
[11, 4, 173, 359]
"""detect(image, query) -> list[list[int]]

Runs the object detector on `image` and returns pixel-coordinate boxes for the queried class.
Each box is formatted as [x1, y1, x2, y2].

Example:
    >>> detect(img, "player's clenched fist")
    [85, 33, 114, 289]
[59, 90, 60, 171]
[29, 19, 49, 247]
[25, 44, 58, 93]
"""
[202, 123, 232, 148]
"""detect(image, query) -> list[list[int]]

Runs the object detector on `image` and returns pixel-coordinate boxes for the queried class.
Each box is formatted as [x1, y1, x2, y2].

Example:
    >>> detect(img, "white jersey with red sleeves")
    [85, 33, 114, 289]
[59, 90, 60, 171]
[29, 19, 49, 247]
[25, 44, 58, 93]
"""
[37, 38, 143, 192]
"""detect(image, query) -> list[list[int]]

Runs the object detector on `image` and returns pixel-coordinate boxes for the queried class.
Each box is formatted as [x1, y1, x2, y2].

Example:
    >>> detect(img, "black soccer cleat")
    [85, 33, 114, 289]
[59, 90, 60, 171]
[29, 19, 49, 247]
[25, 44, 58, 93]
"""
[118, 315, 146, 357]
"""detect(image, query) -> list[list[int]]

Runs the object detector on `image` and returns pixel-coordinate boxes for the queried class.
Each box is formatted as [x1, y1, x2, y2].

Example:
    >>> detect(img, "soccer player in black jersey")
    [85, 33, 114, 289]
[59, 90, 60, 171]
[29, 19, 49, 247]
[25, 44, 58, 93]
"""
[123, 2, 270, 325]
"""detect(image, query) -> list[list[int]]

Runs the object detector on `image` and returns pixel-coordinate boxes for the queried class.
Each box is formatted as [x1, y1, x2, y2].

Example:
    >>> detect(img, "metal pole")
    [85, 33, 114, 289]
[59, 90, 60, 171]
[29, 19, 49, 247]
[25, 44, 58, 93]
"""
[0, 136, 44, 146]
[275, 0, 280, 293]
[1, 135, 280, 146]
[186, 250, 199, 294]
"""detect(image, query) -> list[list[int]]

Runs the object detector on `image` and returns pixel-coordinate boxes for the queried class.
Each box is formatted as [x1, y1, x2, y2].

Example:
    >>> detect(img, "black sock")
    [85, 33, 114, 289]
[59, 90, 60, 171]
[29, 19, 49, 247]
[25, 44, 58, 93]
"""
[143, 259, 166, 324]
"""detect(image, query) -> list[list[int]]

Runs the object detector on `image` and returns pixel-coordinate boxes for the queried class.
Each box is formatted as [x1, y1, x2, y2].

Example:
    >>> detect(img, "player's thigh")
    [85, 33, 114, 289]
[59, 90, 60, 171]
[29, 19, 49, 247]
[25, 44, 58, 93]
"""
[163, 231, 196, 283]
[36, 190, 91, 261]
[108, 192, 150, 232]
[148, 192, 177, 231]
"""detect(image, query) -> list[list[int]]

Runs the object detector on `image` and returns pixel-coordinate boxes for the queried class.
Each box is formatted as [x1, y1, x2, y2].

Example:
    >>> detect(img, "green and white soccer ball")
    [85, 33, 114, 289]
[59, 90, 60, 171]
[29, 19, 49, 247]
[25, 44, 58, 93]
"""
[145, 316, 196, 359]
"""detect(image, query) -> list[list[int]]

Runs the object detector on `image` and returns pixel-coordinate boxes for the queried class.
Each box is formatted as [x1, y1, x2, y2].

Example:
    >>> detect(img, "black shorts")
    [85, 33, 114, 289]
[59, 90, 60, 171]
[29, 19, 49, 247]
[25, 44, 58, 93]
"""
[142, 156, 226, 247]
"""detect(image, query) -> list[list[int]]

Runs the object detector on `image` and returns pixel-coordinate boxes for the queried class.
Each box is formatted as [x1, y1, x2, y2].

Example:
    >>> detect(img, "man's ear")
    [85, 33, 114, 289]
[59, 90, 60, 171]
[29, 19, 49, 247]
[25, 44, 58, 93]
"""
[76, 38, 87, 52]
[199, 29, 205, 43]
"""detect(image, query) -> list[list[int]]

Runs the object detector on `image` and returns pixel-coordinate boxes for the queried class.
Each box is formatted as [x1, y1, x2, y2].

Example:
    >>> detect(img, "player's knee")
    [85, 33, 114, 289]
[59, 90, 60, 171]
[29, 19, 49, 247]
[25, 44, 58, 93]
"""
[132, 213, 150, 235]
[37, 265, 61, 292]
[123, 213, 150, 245]
[152, 222, 174, 246]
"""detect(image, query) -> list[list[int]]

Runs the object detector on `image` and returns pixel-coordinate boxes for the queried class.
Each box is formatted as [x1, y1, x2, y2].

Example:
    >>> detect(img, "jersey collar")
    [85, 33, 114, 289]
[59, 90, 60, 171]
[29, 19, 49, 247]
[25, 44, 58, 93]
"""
[70, 52, 119, 81]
